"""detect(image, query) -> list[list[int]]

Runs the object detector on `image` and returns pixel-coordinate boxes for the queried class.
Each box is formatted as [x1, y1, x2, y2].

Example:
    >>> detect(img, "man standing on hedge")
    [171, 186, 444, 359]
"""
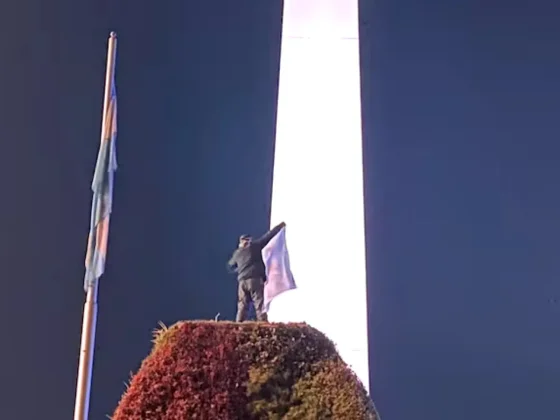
[228, 221, 286, 322]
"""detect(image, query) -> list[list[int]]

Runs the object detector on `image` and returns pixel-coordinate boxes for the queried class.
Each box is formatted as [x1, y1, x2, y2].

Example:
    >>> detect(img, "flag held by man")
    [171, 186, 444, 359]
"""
[261, 226, 296, 313]
[84, 82, 117, 291]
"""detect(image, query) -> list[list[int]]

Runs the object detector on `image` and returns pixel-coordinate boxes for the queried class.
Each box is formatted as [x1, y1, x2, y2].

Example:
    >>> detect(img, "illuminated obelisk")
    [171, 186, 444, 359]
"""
[268, 0, 369, 390]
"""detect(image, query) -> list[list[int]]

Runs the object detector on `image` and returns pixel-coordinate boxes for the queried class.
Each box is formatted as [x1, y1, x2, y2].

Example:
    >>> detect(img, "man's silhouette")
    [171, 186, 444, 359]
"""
[228, 222, 286, 321]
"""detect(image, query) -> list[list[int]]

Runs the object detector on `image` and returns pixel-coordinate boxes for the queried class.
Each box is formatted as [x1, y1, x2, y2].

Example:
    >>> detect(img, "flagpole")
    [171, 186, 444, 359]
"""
[73, 31, 118, 420]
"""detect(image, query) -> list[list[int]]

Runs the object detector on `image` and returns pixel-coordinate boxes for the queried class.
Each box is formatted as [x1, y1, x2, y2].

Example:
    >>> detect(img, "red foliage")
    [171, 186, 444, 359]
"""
[112, 322, 250, 419]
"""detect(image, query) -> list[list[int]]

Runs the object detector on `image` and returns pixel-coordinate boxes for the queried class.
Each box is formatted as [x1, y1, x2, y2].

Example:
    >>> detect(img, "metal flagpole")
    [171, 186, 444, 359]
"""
[73, 31, 118, 420]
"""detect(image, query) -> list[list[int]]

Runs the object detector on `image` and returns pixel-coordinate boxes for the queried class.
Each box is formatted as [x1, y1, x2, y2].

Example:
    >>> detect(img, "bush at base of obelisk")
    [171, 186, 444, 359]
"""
[112, 321, 378, 419]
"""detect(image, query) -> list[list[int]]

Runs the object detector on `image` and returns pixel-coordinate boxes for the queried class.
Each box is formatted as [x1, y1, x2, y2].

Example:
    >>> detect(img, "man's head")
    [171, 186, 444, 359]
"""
[239, 234, 252, 248]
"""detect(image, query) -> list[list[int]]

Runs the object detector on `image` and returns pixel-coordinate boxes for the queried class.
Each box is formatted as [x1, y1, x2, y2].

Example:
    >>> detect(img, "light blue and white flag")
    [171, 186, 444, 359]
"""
[262, 226, 296, 313]
[84, 81, 117, 291]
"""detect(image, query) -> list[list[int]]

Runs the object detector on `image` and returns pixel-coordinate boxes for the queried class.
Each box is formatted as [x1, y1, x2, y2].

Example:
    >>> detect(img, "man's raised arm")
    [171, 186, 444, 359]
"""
[255, 222, 286, 248]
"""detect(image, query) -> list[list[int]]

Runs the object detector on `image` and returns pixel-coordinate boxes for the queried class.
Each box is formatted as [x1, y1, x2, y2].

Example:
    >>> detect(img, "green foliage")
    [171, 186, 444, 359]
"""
[285, 360, 377, 420]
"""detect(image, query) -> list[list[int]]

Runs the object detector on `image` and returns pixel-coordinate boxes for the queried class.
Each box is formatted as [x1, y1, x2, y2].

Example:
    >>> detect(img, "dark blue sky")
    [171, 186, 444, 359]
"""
[0, 0, 559, 419]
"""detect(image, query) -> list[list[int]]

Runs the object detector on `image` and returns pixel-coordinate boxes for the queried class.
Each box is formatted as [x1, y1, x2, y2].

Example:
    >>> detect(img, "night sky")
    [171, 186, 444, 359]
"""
[1, 0, 559, 419]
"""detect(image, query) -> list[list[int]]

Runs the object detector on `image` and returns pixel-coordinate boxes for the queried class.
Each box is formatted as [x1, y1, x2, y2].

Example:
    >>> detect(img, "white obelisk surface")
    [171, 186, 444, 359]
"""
[268, 0, 370, 391]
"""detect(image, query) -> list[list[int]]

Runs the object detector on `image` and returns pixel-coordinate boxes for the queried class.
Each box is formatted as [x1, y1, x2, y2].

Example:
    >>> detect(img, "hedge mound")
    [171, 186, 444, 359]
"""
[112, 321, 378, 419]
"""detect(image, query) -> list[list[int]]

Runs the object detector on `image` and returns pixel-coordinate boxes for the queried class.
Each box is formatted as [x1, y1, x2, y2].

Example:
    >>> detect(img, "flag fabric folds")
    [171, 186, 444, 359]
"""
[84, 82, 118, 291]
[261, 226, 296, 313]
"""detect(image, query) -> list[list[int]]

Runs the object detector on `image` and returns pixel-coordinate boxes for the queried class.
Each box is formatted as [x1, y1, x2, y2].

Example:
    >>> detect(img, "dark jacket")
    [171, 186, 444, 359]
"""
[228, 223, 285, 282]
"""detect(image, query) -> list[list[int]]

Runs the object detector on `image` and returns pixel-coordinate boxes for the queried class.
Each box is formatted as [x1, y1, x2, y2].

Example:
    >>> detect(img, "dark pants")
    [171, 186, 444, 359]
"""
[236, 277, 268, 322]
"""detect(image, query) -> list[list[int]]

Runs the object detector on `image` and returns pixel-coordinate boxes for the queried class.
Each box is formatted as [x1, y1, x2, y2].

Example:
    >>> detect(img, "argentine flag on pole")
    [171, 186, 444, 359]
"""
[84, 81, 117, 291]
[262, 226, 296, 313]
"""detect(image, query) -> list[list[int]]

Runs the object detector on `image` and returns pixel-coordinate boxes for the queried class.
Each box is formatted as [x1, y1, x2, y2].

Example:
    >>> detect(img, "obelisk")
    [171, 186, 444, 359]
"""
[268, 0, 369, 391]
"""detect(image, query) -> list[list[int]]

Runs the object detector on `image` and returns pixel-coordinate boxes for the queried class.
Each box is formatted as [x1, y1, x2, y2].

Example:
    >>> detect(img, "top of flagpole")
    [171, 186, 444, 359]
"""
[97, 31, 117, 159]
